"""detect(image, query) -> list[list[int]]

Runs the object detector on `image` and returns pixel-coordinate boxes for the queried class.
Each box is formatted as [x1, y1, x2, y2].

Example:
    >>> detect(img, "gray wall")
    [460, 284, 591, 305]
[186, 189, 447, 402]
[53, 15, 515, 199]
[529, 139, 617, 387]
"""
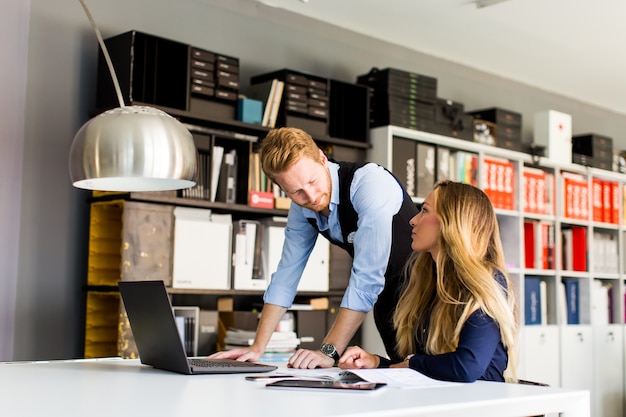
[0, 0, 29, 361]
[5, 0, 626, 360]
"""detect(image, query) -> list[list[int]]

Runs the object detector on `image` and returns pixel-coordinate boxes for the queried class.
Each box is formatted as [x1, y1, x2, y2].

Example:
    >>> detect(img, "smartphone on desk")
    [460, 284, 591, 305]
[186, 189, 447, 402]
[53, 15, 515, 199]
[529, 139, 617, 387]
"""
[245, 375, 296, 381]
[265, 379, 387, 391]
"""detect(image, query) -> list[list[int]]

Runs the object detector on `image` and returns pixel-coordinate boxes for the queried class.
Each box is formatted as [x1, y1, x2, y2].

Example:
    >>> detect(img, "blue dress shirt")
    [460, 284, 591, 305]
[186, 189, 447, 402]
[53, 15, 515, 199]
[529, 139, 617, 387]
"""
[263, 161, 405, 312]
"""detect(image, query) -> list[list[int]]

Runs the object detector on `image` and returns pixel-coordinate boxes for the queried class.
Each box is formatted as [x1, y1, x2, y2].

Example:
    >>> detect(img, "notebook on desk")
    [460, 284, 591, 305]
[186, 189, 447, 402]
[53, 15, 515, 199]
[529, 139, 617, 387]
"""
[118, 280, 277, 375]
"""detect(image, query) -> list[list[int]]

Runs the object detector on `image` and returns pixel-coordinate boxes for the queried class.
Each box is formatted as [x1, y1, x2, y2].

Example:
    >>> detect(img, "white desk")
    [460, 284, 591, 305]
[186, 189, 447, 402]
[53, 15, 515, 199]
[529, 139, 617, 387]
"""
[0, 358, 589, 417]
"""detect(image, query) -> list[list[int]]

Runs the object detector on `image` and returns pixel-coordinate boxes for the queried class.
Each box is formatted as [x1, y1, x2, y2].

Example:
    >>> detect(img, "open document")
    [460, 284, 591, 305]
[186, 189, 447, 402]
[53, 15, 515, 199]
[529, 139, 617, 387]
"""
[261, 367, 463, 389]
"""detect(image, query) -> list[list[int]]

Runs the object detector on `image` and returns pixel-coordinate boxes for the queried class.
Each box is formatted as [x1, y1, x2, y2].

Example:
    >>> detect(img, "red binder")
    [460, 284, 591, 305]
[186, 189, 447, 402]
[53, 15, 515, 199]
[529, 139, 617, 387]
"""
[571, 226, 587, 272]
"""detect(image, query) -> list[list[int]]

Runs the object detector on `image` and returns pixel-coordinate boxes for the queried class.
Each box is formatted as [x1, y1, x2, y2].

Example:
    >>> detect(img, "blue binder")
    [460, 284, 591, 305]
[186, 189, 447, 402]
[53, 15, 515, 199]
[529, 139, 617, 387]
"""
[524, 276, 542, 325]
[562, 279, 580, 324]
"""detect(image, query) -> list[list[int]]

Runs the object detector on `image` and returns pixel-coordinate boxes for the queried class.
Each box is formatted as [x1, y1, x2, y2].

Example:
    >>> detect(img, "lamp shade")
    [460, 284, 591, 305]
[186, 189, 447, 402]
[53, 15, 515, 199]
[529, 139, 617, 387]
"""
[69, 105, 197, 191]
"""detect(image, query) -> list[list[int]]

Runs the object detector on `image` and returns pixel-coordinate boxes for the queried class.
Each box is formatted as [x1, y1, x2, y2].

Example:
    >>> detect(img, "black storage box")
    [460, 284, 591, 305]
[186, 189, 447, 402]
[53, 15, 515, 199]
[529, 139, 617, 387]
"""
[430, 117, 474, 141]
[496, 125, 524, 151]
[572, 134, 613, 161]
[572, 153, 612, 171]
[251, 68, 329, 137]
[357, 67, 437, 103]
[370, 111, 434, 131]
[429, 98, 473, 141]
[189, 46, 240, 120]
[372, 94, 435, 117]
[369, 94, 435, 129]
[96, 30, 189, 111]
[467, 107, 522, 127]
[467, 107, 524, 151]
[96, 30, 239, 120]
[328, 79, 369, 143]
[250, 69, 369, 143]
[434, 98, 464, 125]
[251, 69, 328, 94]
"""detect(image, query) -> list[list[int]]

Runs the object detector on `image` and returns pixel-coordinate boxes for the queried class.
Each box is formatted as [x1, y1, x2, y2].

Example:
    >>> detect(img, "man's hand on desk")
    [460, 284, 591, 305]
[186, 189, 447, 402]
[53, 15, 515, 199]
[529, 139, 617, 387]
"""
[288, 349, 335, 369]
[208, 347, 262, 362]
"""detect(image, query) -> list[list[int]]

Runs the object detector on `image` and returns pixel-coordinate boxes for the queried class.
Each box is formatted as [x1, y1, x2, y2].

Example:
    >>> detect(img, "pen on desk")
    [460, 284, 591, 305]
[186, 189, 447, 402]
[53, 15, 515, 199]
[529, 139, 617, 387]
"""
[245, 375, 296, 381]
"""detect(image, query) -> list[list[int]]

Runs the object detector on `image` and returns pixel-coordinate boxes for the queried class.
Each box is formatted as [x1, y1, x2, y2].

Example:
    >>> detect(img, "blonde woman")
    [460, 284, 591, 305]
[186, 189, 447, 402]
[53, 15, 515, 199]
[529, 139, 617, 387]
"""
[339, 180, 518, 383]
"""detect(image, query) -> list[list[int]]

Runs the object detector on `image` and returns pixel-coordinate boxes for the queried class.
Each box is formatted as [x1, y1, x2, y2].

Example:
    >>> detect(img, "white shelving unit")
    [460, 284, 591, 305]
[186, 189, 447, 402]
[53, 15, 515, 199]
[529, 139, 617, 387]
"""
[366, 125, 625, 417]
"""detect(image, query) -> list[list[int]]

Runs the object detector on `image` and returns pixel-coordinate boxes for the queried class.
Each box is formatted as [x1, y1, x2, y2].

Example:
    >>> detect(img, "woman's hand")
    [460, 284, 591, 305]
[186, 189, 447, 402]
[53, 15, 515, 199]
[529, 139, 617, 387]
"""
[337, 346, 379, 369]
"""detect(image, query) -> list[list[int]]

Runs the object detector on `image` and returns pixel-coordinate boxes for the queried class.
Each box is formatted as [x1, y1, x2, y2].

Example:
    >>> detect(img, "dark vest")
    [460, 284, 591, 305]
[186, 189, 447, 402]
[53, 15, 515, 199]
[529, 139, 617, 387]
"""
[307, 161, 419, 361]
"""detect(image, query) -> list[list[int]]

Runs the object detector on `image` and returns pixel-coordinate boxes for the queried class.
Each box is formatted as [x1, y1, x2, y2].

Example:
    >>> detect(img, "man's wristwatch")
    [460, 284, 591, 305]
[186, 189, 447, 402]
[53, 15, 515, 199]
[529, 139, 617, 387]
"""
[320, 343, 340, 363]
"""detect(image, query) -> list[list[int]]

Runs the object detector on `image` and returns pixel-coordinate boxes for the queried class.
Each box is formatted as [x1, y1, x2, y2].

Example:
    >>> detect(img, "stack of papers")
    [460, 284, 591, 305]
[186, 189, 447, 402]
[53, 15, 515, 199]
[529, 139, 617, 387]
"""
[224, 329, 301, 353]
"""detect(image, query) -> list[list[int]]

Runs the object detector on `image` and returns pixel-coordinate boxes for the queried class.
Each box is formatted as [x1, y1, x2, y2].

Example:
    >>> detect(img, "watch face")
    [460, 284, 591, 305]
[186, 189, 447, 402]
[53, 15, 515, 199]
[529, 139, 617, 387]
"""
[321, 343, 337, 357]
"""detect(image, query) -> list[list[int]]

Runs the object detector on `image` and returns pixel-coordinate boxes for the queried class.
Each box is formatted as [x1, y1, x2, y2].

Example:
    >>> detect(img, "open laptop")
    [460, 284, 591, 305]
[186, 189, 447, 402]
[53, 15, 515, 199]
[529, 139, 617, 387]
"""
[118, 280, 277, 375]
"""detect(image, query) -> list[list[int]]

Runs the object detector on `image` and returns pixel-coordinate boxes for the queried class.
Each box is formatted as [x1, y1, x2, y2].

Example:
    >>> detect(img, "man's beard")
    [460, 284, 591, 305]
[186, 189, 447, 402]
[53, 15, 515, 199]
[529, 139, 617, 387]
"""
[303, 193, 329, 212]
[303, 169, 331, 212]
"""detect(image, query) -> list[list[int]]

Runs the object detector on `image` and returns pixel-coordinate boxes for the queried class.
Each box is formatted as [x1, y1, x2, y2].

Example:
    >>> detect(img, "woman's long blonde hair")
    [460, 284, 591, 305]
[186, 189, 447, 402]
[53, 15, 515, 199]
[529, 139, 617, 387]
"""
[393, 180, 518, 382]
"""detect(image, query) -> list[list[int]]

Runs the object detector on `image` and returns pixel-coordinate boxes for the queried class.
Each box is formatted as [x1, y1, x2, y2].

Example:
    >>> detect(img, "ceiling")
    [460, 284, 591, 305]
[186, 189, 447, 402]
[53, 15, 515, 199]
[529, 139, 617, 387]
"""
[254, 0, 626, 116]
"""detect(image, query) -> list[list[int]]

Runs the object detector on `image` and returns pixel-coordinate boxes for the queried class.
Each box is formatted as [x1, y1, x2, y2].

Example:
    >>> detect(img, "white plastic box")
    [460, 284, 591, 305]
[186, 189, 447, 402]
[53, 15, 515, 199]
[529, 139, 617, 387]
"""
[533, 110, 572, 165]
[172, 207, 232, 289]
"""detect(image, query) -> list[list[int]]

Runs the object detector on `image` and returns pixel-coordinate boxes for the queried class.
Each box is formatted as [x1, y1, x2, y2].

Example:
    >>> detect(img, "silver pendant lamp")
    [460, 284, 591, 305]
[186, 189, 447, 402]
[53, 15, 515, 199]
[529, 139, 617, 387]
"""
[69, 0, 197, 192]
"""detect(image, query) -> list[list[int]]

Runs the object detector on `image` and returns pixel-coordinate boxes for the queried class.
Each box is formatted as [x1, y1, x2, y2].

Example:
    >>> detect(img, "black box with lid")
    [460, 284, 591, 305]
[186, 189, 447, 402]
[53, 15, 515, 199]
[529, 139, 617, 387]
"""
[434, 98, 465, 125]
[188, 46, 239, 119]
[372, 95, 435, 118]
[327, 79, 369, 143]
[250, 69, 369, 144]
[466, 107, 523, 151]
[96, 30, 189, 111]
[572, 153, 612, 170]
[357, 67, 437, 103]
[572, 133, 613, 169]
[251, 69, 329, 138]
[430, 98, 473, 141]
[95, 30, 240, 121]
[369, 95, 435, 130]
[251, 68, 328, 92]
[572, 134, 613, 157]
[466, 107, 522, 127]
[356, 67, 437, 132]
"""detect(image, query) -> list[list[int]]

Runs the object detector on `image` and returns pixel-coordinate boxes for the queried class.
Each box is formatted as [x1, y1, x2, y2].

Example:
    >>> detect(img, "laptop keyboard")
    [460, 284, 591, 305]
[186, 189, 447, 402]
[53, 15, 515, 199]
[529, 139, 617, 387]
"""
[188, 358, 260, 368]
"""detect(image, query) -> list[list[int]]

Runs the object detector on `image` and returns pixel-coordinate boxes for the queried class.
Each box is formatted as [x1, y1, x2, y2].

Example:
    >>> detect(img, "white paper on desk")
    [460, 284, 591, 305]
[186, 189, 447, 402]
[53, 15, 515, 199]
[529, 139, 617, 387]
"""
[348, 368, 462, 389]
[281, 368, 462, 389]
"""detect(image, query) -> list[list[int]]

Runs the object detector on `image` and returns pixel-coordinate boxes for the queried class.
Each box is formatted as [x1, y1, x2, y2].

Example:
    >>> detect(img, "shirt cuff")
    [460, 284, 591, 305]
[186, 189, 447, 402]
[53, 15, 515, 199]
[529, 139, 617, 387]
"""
[377, 355, 391, 368]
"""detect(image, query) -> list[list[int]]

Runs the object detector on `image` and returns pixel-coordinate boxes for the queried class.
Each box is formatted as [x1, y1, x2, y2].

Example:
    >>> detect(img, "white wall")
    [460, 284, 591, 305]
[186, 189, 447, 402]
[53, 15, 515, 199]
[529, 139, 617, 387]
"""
[8, 0, 626, 360]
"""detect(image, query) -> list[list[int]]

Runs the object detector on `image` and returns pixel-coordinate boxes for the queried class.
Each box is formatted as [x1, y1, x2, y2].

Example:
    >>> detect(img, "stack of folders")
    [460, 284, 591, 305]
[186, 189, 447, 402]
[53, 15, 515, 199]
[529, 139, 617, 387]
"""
[224, 329, 302, 353]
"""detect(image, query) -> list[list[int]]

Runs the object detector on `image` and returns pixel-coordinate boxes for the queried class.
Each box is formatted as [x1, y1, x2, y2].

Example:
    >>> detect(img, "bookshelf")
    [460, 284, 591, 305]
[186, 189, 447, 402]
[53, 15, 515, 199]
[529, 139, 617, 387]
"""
[82, 28, 375, 365]
[367, 125, 624, 417]
[83, 100, 368, 362]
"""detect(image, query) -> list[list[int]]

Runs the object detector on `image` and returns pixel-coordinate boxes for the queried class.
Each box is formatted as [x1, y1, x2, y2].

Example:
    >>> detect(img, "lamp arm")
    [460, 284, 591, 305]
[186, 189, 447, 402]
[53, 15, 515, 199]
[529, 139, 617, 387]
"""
[78, 0, 126, 108]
